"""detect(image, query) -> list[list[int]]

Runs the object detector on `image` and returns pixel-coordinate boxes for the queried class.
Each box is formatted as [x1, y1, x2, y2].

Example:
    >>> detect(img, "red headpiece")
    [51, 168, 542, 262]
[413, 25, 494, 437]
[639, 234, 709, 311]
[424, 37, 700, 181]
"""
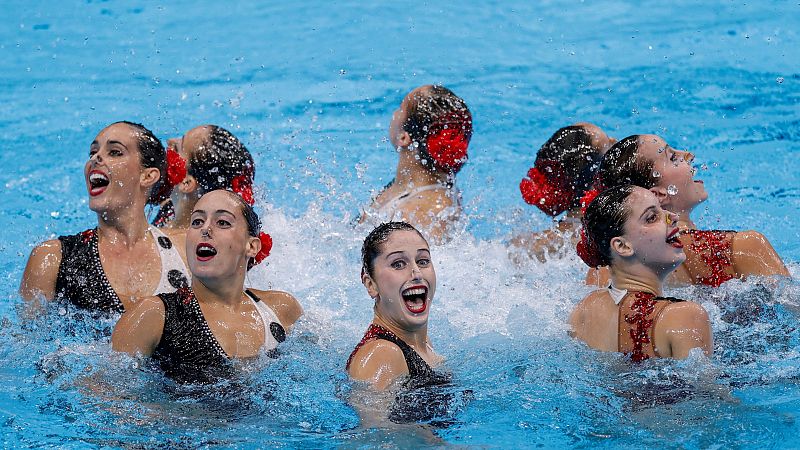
[425, 112, 472, 173]
[166, 148, 188, 190]
[579, 188, 601, 216]
[519, 160, 575, 216]
[231, 173, 254, 206]
[254, 232, 273, 265]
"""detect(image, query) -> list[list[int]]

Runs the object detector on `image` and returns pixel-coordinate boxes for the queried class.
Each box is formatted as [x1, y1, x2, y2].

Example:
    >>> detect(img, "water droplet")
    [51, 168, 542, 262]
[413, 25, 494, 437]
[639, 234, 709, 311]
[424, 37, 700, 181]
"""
[652, 170, 661, 178]
[58, 307, 67, 316]
[657, 146, 665, 154]
[776, 77, 784, 84]
[339, 69, 346, 75]
[667, 184, 678, 196]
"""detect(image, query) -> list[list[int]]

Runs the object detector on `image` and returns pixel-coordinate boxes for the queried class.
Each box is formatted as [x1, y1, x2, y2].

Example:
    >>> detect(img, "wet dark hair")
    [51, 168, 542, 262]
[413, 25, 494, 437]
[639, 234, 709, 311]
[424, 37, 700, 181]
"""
[188, 125, 255, 195]
[361, 222, 427, 278]
[114, 121, 166, 205]
[579, 185, 637, 267]
[531, 125, 603, 215]
[596, 135, 657, 190]
[403, 85, 472, 174]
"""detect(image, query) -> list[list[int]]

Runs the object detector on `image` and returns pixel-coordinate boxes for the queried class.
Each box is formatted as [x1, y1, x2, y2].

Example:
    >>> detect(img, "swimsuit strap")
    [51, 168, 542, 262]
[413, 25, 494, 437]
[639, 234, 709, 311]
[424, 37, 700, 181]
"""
[346, 323, 435, 378]
[244, 289, 286, 353]
[682, 229, 736, 287]
[149, 226, 191, 295]
[617, 291, 685, 362]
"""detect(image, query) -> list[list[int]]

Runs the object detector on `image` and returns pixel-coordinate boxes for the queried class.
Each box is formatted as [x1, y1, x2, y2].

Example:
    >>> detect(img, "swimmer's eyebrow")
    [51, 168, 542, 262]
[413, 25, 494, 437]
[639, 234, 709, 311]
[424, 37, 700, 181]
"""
[385, 251, 405, 259]
[191, 209, 237, 217]
[417, 248, 431, 254]
[107, 140, 129, 149]
[639, 205, 658, 220]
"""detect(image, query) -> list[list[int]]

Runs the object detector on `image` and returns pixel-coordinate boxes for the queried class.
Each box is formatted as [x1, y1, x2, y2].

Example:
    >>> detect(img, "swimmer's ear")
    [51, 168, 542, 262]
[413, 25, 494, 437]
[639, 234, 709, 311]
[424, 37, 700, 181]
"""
[610, 236, 633, 258]
[245, 235, 261, 259]
[361, 268, 379, 299]
[140, 167, 160, 189]
[649, 186, 669, 208]
[178, 175, 198, 195]
[396, 130, 412, 149]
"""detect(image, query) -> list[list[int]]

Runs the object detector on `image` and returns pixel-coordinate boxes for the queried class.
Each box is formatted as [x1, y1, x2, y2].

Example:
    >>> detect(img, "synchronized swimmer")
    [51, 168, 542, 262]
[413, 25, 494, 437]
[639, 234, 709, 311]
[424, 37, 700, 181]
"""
[17, 85, 792, 422]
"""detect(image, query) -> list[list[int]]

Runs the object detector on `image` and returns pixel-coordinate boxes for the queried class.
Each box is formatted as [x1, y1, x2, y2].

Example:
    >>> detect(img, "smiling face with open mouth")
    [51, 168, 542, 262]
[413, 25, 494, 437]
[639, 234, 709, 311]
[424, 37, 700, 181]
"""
[365, 229, 436, 331]
[186, 190, 258, 282]
[84, 123, 148, 212]
[620, 187, 687, 272]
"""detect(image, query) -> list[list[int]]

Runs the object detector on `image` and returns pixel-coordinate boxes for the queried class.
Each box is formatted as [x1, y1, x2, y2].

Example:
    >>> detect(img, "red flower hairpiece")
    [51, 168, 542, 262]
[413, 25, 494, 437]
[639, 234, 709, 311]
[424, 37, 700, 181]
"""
[254, 232, 272, 265]
[425, 112, 472, 173]
[579, 188, 601, 216]
[166, 149, 188, 189]
[231, 174, 254, 206]
[519, 161, 575, 216]
[576, 227, 605, 268]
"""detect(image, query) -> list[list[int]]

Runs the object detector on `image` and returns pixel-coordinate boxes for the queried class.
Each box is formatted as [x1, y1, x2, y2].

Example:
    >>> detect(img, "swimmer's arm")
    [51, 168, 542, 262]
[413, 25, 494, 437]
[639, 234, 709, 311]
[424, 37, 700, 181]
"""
[19, 239, 62, 301]
[731, 231, 790, 278]
[401, 191, 456, 243]
[348, 339, 409, 390]
[255, 289, 303, 330]
[567, 302, 585, 339]
[658, 302, 713, 359]
[111, 296, 166, 357]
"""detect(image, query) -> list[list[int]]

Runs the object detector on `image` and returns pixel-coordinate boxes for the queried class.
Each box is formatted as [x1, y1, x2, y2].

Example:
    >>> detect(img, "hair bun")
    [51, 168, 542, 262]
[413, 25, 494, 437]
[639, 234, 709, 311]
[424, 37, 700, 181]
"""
[576, 227, 604, 268]
[425, 113, 471, 172]
[519, 161, 575, 216]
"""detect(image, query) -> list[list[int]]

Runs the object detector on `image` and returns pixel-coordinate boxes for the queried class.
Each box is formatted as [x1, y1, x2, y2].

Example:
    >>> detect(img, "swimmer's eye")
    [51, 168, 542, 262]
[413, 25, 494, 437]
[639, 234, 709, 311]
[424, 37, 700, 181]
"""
[417, 258, 431, 267]
[669, 150, 678, 162]
[216, 219, 232, 228]
[391, 259, 406, 270]
[190, 218, 204, 228]
[646, 212, 658, 223]
[108, 148, 123, 157]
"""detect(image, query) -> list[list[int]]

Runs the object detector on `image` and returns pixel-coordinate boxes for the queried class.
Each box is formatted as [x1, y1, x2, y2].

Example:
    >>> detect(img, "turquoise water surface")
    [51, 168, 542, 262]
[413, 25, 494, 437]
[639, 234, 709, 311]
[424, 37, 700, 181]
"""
[1, 1, 799, 447]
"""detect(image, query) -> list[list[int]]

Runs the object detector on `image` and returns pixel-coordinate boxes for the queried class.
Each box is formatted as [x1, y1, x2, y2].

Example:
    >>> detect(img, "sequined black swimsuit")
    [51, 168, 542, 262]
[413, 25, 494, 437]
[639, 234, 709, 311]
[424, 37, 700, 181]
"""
[153, 288, 287, 384]
[54, 228, 190, 314]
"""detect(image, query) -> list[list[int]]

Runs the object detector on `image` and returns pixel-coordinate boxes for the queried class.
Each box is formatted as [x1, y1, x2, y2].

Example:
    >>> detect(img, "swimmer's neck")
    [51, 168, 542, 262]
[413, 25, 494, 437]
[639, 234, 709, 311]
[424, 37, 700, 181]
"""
[96, 210, 151, 249]
[167, 193, 199, 229]
[394, 147, 451, 188]
[609, 265, 666, 297]
[192, 273, 247, 308]
[372, 314, 430, 351]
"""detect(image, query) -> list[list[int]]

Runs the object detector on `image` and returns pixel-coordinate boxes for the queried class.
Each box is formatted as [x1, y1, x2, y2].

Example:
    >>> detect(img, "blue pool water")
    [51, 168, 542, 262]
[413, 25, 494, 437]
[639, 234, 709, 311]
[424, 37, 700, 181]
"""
[1, 1, 799, 447]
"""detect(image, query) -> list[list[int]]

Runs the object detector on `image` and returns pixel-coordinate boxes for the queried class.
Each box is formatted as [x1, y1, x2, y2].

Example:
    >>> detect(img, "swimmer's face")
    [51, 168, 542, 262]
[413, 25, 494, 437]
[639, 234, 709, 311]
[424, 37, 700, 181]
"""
[187, 190, 259, 281]
[576, 122, 616, 155]
[637, 135, 708, 214]
[613, 187, 685, 272]
[363, 229, 436, 331]
[389, 86, 429, 150]
[85, 122, 157, 213]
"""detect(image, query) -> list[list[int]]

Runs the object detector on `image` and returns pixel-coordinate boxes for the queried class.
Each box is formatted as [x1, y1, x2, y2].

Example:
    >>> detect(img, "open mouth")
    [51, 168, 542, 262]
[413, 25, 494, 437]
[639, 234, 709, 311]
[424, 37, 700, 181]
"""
[88, 170, 110, 196]
[196, 243, 217, 261]
[666, 228, 683, 249]
[401, 285, 428, 314]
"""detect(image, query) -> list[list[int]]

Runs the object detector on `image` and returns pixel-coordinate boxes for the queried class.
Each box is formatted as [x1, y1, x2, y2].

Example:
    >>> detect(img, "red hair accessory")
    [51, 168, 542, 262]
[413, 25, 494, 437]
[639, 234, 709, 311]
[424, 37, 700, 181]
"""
[254, 232, 272, 265]
[425, 112, 472, 172]
[519, 161, 575, 216]
[579, 188, 601, 216]
[231, 174, 254, 206]
[576, 227, 604, 268]
[166, 149, 188, 189]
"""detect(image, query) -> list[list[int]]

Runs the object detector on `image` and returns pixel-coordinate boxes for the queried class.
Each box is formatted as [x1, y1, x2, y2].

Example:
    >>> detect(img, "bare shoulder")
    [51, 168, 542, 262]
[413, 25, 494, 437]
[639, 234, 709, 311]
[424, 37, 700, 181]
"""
[112, 295, 166, 355]
[731, 230, 770, 252]
[730, 230, 789, 277]
[348, 339, 408, 386]
[249, 289, 303, 328]
[20, 239, 63, 301]
[659, 300, 709, 324]
[569, 289, 611, 330]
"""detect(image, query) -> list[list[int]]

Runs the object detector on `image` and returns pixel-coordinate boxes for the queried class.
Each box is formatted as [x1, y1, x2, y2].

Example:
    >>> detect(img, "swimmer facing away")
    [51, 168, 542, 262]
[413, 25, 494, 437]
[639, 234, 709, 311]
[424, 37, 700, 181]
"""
[359, 85, 473, 243]
[153, 124, 254, 232]
[347, 222, 447, 390]
[112, 190, 301, 384]
[569, 185, 713, 361]
[20, 121, 190, 314]
[511, 123, 616, 261]
[586, 134, 789, 287]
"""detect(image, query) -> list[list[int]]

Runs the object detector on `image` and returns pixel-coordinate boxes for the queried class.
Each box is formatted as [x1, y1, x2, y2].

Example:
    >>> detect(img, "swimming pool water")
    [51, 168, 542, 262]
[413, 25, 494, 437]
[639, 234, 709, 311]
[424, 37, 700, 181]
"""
[1, 1, 799, 447]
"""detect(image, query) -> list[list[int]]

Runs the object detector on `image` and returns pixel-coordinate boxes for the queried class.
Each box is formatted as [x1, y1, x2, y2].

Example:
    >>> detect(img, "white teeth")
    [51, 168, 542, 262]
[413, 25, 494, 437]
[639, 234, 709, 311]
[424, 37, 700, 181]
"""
[89, 173, 108, 182]
[403, 287, 426, 296]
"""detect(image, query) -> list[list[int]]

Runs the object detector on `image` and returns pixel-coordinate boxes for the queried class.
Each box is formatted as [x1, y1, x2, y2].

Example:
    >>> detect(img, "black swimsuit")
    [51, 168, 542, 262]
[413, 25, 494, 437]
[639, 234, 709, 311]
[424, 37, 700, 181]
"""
[54, 228, 190, 315]
[153, 288, 286, 384]
[347, 324, 455, 423]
